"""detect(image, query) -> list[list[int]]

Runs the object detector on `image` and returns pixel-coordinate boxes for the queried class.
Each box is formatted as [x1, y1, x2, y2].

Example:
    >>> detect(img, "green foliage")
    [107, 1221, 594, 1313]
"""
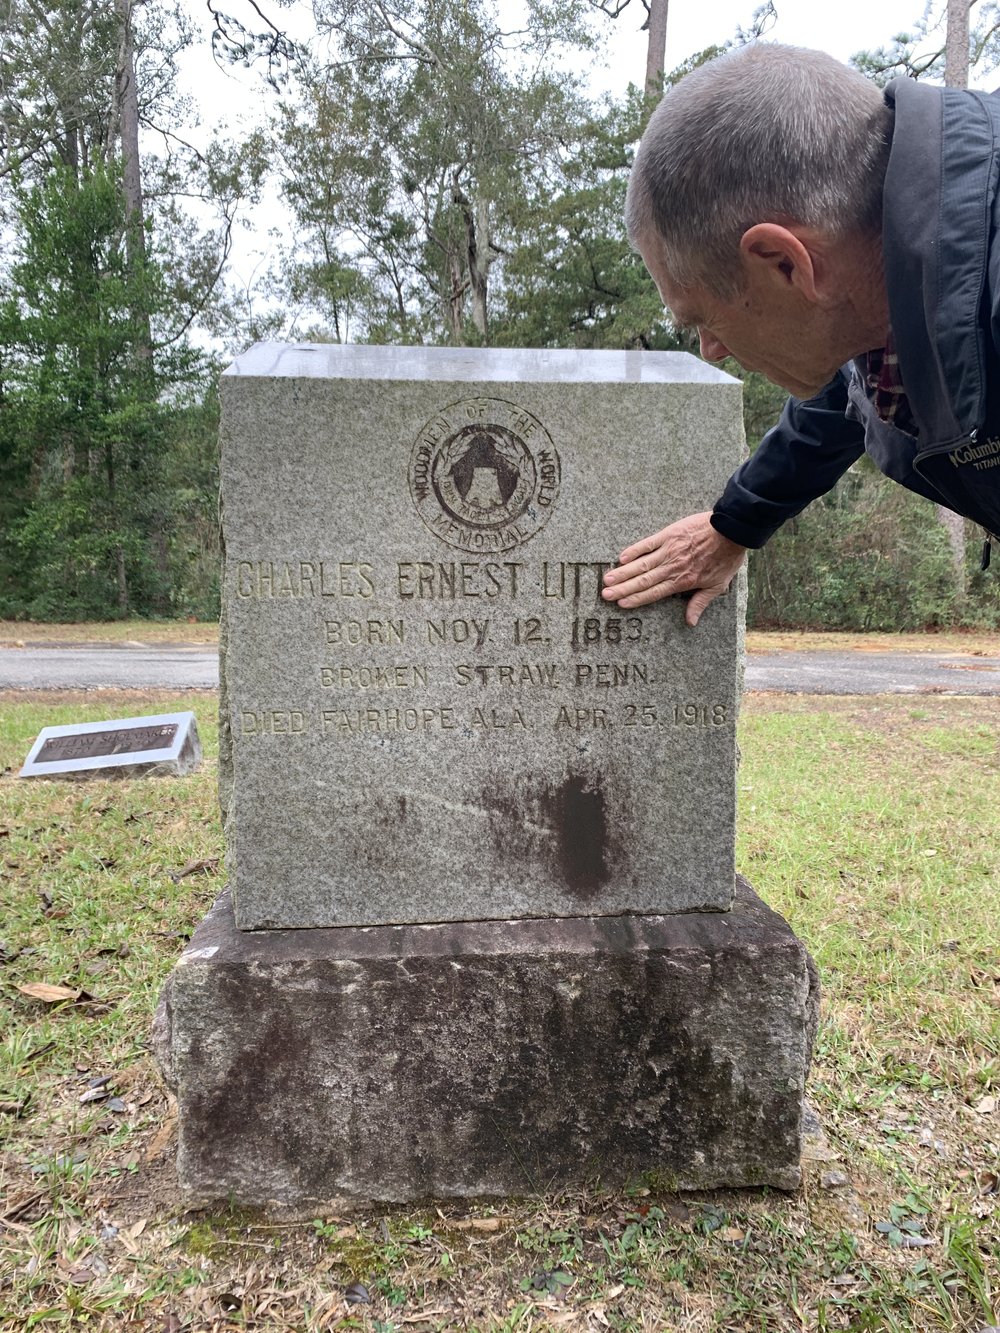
[746, 459, 984, 631]
[493, 91, 675, 350]
[729, 362, 787, 451]
[719, 358, 1000, 632]
[271, 7, 743, 352]
[0, 0, 267, 621]
[0, 0, 123, 180]
[850, 1, 1000, 84]
[159, 389, 222, 622]
[0, 160, 213, 620]
[274, 0, 634, 346]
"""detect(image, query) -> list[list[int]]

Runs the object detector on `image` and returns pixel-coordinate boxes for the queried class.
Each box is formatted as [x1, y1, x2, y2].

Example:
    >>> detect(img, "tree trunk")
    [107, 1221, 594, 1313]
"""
[115, 0, 152, 369]
[469, 198, 489, 341]
[448, 253, 466, 345]
[117, 0, 170, 611]
[644, 0, 668, 97]
[453, 184, 490, 343]
[945, 0, 970, 87]
[116, 544, 130, 616]
[63, 2, 86, 175]
[938, 0, 971, 602]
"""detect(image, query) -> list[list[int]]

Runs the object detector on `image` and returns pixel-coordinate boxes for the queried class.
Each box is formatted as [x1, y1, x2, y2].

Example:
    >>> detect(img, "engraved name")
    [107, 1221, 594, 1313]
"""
[397, 561, 521, 600]
[541, 561, 615, 601]
[237, 561, 375, 599]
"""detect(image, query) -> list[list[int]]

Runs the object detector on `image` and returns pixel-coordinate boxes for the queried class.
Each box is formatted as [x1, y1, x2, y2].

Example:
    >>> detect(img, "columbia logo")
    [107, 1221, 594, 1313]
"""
[950, 437, 1000, 468]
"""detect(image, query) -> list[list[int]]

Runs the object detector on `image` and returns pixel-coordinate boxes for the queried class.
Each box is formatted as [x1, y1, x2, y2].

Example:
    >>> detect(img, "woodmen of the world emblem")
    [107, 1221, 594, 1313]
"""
[409, 397, 560, 553]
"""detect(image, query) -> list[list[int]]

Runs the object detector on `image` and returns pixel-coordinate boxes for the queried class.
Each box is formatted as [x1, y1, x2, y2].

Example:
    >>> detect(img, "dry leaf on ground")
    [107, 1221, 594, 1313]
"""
[16, 982, 81, 1003]
[168, 857, 219, 883]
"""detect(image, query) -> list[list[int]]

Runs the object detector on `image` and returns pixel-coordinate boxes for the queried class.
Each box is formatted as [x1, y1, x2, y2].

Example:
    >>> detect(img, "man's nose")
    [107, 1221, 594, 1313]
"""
[699, 331, 730, 362]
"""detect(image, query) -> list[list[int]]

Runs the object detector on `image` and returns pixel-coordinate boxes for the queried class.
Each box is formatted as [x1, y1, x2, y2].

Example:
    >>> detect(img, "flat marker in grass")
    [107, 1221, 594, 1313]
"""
[19, 710, 202, 781]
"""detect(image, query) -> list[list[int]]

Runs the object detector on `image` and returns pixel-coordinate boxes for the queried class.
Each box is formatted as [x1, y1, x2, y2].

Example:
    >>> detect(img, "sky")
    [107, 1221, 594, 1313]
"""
[594, 0, 935, 92]
[170, 0, 957, 333]
[180, 0, 952, 113]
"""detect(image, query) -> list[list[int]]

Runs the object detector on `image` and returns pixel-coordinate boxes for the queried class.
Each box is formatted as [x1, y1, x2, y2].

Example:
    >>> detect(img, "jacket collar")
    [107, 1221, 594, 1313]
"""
[883, 78, 999, 445]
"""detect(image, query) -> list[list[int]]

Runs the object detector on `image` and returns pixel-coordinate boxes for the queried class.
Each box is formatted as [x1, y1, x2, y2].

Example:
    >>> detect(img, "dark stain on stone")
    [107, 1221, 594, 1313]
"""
[189, 972, 322, 1177]
[545, 773, 608, 900]
[170, 884, 813, 1202]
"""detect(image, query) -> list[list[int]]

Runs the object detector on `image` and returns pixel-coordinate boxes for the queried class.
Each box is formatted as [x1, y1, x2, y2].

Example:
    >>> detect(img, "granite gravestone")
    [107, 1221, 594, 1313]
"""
[20, 712, 201, 781]
[155, 344, 818, 1210]
[220, 344, 742, 929]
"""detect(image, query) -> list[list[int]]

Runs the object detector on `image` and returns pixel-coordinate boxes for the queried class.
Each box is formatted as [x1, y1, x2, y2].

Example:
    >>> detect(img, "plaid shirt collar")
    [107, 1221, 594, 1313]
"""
[860, 330, 918, 437]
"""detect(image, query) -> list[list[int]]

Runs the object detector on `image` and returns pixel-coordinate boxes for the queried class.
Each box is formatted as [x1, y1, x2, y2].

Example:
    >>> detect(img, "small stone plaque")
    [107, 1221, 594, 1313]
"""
[37, 723, 180, 764]
[20, 712, 201, 781]
[221, 344, 745, 929]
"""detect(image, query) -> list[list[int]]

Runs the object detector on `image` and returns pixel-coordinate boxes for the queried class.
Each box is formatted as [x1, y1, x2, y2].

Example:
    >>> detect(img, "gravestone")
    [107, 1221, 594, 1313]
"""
[221, 344, 740, 928]
[20, 712, 201, 781]
[155, 344, 818, 1210]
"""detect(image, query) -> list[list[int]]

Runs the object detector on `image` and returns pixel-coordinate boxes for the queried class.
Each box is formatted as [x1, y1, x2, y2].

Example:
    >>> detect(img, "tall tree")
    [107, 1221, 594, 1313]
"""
[0, 161, 205, 617]
[493, 90, 674, 349]
[0, 0, 262, 617]
[587, 0, 669, 95]
[114, 0, 151, 361]
[644, 0, 668, 94]
[0, 1, 268, 347]
[0, 0, 120, 180]
[274, 0, 601, 345]
[852, 0, 1000, 82]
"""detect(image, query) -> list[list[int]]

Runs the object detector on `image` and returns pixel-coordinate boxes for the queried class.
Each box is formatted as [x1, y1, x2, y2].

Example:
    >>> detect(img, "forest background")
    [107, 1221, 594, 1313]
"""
[3, 0, 1000, 631]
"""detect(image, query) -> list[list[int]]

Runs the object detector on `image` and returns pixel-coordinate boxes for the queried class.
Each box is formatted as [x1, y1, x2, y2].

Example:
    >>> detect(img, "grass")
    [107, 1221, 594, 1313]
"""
[744, 630, 999, 656]
[0, 621, 219, 646]
[0, 689, 998, 1330]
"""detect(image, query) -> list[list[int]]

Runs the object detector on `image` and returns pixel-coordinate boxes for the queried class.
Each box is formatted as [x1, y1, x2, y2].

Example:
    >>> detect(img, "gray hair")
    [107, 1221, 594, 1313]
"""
[627, 43, 892, 298]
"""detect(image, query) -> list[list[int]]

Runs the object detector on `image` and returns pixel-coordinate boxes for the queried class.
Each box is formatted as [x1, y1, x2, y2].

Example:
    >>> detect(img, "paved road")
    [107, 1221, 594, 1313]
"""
[1, 644, 999, 694]
[0, 645, 220, 691]
[746, 650, 1000, 695]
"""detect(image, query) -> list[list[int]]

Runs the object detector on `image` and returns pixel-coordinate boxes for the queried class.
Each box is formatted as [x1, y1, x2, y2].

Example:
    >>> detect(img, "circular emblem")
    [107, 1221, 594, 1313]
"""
[409, 397, 560, 552]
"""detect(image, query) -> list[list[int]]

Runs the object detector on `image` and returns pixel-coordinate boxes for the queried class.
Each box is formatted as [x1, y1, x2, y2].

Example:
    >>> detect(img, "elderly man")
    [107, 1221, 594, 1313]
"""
[601, 42, 1000, 623]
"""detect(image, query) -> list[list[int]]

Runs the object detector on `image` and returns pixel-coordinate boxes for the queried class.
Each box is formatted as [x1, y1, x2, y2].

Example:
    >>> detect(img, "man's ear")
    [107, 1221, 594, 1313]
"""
[739, 223, 821, 303]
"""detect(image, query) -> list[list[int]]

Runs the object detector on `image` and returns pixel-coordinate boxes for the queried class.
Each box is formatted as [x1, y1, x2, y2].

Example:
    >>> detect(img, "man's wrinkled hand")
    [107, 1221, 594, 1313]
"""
[601, 511, 747, 626]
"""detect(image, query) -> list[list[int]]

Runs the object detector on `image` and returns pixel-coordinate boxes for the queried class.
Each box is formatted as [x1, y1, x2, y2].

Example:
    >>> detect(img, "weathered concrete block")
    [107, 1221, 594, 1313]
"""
[220, 344, 745, 928]
[154, 877, 818, 1211]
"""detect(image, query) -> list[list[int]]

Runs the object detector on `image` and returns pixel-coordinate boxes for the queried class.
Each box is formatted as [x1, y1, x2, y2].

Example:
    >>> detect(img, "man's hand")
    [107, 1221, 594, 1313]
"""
[601, 511, 747, 626]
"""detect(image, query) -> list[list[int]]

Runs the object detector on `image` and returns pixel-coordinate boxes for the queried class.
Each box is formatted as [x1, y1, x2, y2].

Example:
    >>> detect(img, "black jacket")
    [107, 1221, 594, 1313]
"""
[711, 77, 1000, 549]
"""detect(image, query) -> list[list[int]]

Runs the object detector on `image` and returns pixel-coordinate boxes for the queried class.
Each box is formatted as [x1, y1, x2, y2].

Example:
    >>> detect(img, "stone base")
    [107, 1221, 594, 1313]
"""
[153, 879, 818, 1212]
